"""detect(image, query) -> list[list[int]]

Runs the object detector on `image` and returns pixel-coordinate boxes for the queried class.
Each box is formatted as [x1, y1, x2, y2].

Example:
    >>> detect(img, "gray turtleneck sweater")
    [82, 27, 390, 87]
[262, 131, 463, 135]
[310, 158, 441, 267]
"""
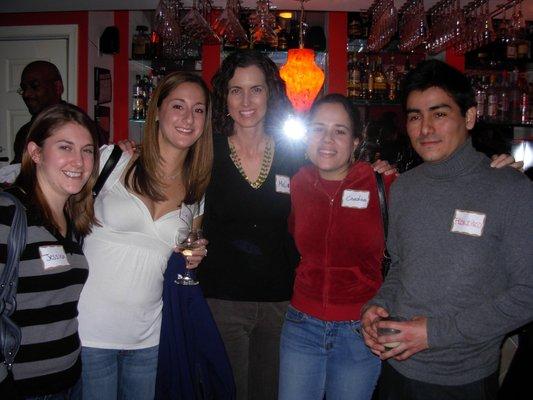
[370, 139, 533, 386]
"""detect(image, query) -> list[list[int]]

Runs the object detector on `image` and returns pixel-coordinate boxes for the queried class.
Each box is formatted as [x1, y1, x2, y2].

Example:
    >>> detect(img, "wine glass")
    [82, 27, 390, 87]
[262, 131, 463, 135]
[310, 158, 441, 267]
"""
[175, 229, 203, 286]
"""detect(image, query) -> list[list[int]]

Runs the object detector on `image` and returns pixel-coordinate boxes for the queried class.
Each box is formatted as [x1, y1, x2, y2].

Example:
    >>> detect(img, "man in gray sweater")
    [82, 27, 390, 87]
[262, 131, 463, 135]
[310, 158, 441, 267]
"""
[362, 60, 533, 400]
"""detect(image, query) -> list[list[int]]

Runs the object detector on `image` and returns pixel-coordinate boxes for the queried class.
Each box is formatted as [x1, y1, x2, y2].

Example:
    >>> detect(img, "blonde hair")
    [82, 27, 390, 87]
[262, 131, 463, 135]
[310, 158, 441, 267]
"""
[15, 103, 100, 236]
[125, 72, 213, 204]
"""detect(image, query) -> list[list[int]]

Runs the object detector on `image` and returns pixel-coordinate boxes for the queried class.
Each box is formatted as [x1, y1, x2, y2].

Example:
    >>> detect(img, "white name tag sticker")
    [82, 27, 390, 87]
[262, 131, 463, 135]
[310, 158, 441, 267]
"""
[451, 209, 486, 237]
[275, 175, 290, 194]
[39, 245, 70, 270]
[342, 190, 370, 209]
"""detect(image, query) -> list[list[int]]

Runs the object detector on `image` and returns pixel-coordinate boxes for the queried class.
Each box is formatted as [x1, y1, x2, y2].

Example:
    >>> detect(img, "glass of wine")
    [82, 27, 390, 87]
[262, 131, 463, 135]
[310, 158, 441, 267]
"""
[175, 229, 203, 286]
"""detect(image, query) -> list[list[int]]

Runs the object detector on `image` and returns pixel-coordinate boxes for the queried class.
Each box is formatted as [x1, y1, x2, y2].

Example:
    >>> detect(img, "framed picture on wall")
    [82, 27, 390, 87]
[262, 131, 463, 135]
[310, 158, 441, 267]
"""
[94, 67, 112, 104]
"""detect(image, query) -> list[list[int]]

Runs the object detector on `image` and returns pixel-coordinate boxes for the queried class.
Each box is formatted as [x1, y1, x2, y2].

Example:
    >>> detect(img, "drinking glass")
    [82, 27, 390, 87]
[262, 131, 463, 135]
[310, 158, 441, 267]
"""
[175, 229, 203, 286]
[377, 316, 406, 351]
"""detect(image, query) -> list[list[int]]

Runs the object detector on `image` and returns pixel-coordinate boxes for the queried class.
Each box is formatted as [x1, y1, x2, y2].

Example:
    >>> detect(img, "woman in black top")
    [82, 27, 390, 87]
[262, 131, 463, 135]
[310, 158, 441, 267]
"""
[198, 51, 301, 400]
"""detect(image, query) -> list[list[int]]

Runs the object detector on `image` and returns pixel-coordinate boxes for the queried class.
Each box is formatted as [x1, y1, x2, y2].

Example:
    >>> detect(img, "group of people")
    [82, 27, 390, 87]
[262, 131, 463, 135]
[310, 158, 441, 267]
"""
[0, 51, 531, 400]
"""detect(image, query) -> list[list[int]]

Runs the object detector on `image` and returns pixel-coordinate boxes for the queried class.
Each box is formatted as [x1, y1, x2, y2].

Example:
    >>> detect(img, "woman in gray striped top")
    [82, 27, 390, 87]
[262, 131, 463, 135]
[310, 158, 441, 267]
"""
[0, 103, 99, 399]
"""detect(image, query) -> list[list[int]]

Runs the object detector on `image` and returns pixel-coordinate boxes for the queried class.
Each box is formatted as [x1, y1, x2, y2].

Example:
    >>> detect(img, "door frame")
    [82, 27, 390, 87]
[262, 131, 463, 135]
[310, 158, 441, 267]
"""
[0, 24, 78, 104]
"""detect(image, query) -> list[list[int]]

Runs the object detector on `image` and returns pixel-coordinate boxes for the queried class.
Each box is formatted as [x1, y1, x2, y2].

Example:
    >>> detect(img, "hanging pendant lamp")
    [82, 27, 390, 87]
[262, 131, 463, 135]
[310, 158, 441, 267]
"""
[279, 0, 325, 113]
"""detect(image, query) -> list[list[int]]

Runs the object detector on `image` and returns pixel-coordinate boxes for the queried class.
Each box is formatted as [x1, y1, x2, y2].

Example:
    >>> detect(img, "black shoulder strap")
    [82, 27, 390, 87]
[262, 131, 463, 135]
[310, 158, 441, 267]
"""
[92, 146, 123, 199]
[375, 172, 391, 278]
[375, 172, 389, 241]
[0, 191, 27, 370]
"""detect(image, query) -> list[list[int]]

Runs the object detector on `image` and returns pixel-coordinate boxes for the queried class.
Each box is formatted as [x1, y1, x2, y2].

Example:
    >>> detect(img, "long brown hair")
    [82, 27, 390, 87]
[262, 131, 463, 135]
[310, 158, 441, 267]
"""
[14, 103, 100, 236]
[125, 72, 213, 204]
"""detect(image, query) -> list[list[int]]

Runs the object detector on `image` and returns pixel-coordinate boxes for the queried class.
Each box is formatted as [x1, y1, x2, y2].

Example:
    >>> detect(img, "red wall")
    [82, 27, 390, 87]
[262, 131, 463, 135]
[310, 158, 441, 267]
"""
[113, 11, 129, 142]
[0, 12, 89, 111]
[327, 12, 348, 95]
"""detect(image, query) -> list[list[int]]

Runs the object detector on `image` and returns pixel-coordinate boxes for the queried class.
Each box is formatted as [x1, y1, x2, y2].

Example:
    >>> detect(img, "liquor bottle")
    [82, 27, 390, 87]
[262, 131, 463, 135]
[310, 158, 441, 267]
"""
[366, 57, 375, 100]
[498, 71, 510, 122]
[508, 69, 520, 122]
[506, 30, 518, 60]
[132, 25, 150, 60]
[519, 78, 530, 124]
[474, 76, 487, 121]
[486, 74, 498, 121]
[373, 56, 387, 101]
[132, 75, 146, 120]
[516, 27, 530, 60]
[350, 54, 362, 99]
[347, 52, 355, 98]
[149, 31, 160, 61]
[360, 56, 369, 100]
[385, 55, 398, 102]
[277, 18, 289, 51]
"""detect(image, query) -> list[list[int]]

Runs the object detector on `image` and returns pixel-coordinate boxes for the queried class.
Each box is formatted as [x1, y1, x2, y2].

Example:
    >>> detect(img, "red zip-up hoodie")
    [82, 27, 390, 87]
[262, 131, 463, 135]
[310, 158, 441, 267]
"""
[289, 162, 396, 321]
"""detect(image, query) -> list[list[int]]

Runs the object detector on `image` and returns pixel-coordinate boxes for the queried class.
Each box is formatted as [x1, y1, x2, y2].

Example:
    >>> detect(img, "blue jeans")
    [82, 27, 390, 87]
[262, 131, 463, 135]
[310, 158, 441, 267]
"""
[278, 305, 381, 400]
[81, 345, 159, 400]
[24, 378, 81, 400]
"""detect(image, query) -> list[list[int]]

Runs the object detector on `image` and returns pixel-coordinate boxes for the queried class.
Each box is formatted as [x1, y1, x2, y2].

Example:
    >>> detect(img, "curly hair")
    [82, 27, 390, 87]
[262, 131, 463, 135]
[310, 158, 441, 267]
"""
[211, 50, 292, 136]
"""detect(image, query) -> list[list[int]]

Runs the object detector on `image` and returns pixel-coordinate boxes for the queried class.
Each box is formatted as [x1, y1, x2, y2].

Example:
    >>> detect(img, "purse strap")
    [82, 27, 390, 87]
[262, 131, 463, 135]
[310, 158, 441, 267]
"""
[375, 172, 391, 278]
[0, 191, 27, 370]
[375, 172, 388, 241]
[92, 145, 123, 199]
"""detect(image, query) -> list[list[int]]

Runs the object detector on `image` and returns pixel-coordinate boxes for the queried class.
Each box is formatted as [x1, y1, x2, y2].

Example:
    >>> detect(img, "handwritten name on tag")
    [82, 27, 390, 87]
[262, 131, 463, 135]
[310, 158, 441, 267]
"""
[275, 175, 290, 194]
[342, 190, 370, 209]
[39, 245, 70, 270]
[451, 209, 486, 237]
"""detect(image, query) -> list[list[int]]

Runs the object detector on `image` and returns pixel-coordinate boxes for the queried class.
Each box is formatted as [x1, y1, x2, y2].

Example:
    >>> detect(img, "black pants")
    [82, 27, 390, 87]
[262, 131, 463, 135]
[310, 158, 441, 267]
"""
[379, 361, 498, 400]
[498, 323, 533, 400]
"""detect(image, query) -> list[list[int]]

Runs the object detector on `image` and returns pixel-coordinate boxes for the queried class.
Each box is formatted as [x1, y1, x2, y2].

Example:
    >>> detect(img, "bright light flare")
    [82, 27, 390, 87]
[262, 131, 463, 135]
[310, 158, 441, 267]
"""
[283, 116, 306, 141]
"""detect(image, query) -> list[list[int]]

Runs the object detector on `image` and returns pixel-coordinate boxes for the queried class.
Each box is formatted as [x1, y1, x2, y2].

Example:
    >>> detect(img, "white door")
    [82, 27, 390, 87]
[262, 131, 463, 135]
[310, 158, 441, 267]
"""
[0, 25, 77, 165]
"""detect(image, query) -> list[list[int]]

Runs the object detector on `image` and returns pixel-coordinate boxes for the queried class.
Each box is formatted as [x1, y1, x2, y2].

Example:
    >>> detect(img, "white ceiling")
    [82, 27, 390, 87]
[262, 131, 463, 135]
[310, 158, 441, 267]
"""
[1, 0, 532, 18]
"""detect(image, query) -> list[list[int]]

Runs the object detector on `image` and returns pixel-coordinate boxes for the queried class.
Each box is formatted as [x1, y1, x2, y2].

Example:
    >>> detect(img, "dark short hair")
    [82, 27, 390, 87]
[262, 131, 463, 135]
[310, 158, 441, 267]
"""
[401, 59, 475, 116]
[211, 50, 291, 136]
[22, 60, 63, 83]
[308, 93, 363, 141]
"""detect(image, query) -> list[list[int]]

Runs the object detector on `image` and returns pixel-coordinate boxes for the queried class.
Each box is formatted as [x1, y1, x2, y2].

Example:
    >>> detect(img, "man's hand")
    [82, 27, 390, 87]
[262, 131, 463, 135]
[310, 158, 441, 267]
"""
[361, 305, 390, 356]
[372, 159, 398, 176]
[377, 316, 429, 361]
[490, 154, 523, 170]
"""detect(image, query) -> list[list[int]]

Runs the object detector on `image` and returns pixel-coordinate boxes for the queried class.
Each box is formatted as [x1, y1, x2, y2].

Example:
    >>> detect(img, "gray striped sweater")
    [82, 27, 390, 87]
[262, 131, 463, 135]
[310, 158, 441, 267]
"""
[0, 188, 88, 396]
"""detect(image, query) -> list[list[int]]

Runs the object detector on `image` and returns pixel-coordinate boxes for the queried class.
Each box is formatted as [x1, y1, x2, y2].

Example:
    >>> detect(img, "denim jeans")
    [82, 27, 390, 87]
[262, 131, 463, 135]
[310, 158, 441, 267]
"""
[379, 361, 498, 400]
[207, 298, 288, 400]
[81, 345, 159, 400]
[24, 378, 81, 400]
[278, 305, 381, 400]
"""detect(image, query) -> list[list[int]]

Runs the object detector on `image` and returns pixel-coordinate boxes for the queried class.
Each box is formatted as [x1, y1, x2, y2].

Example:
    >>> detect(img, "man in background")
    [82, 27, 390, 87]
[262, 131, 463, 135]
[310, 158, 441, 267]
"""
[12, 60, 64, 164]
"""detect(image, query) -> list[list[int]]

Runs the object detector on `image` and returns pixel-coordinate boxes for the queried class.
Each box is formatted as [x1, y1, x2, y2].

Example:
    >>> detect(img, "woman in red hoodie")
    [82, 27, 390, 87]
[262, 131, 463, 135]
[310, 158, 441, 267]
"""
[278, 94, 396, 400]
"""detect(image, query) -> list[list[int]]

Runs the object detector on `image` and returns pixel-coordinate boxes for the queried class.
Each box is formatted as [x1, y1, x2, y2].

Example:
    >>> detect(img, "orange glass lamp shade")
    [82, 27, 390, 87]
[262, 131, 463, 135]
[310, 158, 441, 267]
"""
[280, 48, 325, 113]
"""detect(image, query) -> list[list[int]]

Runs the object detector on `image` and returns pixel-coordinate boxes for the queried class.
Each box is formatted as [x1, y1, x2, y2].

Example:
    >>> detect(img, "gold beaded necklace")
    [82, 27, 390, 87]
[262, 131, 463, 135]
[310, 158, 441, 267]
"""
[228, 137, 274, 189]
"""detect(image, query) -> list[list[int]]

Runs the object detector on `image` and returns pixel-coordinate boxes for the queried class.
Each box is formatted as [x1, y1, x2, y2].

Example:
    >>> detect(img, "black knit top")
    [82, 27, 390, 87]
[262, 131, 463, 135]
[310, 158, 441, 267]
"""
[198, 133, 303, 301]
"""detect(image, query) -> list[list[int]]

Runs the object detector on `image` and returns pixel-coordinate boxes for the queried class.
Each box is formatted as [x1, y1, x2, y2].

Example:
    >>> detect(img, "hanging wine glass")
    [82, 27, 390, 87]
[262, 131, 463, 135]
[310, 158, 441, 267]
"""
[213, 0, 249, 48]
[249, 0, 277, 49]
[180, 0, 221, 46]
[154, 0, 186, 60]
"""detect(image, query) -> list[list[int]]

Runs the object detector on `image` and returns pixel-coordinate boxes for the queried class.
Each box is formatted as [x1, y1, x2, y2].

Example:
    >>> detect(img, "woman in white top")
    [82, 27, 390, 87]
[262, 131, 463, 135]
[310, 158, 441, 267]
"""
[78, 72, 213, 400]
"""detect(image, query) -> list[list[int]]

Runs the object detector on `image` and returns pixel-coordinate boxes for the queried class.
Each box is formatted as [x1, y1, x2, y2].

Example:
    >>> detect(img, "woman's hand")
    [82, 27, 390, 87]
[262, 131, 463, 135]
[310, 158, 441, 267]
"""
[490, 154, 523, 170]
[372, 159, 398, 176]
[117, 139, 137, 156]
[175, 238, 208, 269]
